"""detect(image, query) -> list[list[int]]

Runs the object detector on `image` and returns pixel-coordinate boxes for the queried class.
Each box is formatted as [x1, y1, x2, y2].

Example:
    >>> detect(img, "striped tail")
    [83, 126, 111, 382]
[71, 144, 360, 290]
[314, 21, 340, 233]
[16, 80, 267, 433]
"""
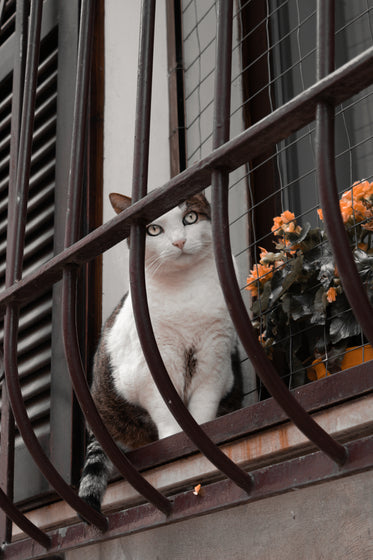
[78, 434, 111, 514]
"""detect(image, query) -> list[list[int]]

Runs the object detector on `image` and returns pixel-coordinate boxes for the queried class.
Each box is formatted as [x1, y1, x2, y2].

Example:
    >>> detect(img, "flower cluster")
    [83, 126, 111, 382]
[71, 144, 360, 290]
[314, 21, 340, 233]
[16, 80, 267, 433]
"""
[247, 179, 373, 386]
[317, 180, 373, 229]
[271, 210, 302, 236]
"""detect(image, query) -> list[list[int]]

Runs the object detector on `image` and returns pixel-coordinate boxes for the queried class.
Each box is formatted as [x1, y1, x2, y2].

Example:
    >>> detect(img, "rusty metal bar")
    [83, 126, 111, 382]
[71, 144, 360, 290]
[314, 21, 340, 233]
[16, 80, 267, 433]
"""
[315, 0, 373, 347]
[211, 0, 348, 466]
[5, 311, 109, 533]
[0, 43, 372, 314]
[129, 0, 253, 494]
[0, 381, 14, 544]
[61, 0, 171, 518]
[3, 0, 107, 534]
[211, 191, 349, 467]
[0, 483, 50, 551]
[62, 271, 171, 517]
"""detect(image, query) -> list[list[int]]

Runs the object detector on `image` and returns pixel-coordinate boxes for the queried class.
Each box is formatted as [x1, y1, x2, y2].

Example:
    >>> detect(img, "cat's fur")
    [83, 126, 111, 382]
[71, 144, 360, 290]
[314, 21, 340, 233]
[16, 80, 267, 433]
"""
[78, 193, 243, 514]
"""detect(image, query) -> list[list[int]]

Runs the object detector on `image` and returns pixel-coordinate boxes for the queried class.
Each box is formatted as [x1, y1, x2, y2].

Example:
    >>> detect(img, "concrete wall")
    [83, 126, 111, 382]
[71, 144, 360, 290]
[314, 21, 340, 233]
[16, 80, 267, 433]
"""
[66, 470, 373, 559]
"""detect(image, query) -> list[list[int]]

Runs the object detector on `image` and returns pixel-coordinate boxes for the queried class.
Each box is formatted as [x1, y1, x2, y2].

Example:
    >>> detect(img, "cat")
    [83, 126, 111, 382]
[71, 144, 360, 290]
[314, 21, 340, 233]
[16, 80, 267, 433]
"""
[78, 192, 243, 514]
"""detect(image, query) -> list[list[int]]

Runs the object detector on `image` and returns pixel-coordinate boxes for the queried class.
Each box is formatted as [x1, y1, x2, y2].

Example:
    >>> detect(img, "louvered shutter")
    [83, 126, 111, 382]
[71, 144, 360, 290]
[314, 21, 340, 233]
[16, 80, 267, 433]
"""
[0, 30, 57, 504]
[0, 1, 15, 47]
[0, 1, 94, 506]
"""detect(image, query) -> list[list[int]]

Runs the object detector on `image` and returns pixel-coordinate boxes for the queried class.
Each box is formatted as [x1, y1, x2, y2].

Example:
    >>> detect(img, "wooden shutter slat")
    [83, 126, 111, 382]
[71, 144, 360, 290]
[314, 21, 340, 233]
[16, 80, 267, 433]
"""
[0, 128, 10, 151]
[0, 92, 11, 114]
[20, 371, 51, 402]
[30, 137, 56, 173]
[16, 322, 52, 358]
[0, 298, 52, 339]
[0, 0, 15, 47]
[18, 347, 51, 379]
[0, 182, 54, 236]
[32, 115, 57, 145]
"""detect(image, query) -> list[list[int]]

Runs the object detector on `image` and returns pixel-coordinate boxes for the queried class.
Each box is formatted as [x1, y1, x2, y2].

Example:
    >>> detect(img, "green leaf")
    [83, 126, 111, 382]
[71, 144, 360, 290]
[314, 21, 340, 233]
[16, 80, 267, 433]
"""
[281, 255, 304, 293]
[311, 286, 327, 325]
[329, 310, 361, 344]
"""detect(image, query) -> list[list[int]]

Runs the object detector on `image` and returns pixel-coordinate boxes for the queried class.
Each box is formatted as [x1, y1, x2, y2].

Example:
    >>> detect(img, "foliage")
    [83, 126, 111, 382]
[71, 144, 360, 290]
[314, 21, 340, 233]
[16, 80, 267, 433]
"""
[246, 180, 373, 382]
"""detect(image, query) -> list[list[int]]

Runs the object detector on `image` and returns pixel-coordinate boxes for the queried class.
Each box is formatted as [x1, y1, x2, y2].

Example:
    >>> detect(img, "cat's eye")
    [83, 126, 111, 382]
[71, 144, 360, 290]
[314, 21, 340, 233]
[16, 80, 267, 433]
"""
[146, 224, 163, 236]
[183, 211, 198, 225]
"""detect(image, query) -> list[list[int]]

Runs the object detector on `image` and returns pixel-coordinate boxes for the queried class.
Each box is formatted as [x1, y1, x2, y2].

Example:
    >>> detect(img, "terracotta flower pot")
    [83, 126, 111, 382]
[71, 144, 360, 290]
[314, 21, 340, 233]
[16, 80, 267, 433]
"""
[307, 344, 373, 381]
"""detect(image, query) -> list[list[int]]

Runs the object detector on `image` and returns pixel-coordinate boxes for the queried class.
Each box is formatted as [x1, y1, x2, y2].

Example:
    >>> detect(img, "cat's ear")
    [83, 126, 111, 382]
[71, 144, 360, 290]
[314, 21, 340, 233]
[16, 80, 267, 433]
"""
[188, 193, 209, 206]
[109, 193, 132, 214]
[185, 192, 211, 219]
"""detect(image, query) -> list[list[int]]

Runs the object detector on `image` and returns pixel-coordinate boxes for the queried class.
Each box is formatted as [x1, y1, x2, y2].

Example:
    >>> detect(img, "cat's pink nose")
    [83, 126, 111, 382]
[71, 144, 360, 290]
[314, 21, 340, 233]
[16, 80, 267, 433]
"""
[172, 239, 186, 250]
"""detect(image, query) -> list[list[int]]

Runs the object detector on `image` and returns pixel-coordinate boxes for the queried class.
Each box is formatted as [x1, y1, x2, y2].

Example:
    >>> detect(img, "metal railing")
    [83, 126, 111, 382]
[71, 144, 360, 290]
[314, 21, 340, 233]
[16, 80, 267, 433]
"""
[0, 0, 372, 556]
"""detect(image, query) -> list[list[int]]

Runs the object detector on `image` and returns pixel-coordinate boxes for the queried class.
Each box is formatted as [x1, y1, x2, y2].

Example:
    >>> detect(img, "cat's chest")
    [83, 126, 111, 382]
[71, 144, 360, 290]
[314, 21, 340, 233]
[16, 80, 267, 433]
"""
[147, 274, 228, 329]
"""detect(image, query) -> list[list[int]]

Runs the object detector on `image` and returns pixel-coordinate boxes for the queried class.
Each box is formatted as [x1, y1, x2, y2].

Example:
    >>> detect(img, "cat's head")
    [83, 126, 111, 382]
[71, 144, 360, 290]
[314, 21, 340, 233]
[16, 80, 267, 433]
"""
[109, 192, 212, 275]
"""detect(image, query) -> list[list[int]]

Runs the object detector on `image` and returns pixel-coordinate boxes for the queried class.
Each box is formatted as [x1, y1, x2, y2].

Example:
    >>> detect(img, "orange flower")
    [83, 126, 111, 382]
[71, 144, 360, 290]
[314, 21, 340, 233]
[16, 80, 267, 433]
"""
[259, 246, 269, 261]
[271, 211, 297, 235]
[326, 287, 337, 303]
[258, 333, 266, 344]
[245, 264, 273, 297]
[193, 484, 202, 496]
[318, 180, 373, 225]
[342, 180, 373, 201]
[282, 210, 296, 221]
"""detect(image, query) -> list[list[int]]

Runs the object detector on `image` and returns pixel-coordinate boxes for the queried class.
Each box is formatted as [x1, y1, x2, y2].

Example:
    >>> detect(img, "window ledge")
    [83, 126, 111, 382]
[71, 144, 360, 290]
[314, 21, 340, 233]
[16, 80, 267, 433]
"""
[12, 393, 373, 541]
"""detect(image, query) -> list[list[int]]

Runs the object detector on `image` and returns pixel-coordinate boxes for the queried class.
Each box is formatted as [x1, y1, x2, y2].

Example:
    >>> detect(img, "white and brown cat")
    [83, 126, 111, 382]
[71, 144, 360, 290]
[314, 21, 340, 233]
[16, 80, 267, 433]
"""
[78, 192, 243, 513]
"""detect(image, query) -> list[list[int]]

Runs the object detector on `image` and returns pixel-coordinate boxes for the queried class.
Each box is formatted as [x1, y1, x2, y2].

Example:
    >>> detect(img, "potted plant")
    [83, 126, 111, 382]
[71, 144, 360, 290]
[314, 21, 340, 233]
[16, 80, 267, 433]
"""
[246, 179, 373, 387]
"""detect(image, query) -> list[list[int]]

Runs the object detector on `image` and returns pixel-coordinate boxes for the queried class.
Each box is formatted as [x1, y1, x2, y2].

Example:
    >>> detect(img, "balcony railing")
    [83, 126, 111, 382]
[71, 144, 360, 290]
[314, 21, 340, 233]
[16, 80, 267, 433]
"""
[0, 0, 372, 557]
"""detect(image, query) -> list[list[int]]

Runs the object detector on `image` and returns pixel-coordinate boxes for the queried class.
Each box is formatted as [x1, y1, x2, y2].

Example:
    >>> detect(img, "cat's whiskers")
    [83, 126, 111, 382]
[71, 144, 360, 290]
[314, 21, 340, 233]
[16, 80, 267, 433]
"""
[146, 250, 171, 276]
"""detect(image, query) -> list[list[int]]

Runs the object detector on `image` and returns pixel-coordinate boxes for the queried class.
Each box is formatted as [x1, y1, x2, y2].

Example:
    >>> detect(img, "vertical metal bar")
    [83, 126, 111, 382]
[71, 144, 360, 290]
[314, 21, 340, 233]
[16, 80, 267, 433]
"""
[3, 0, 108, 533]
[210, 0, 348, 465]
[6, 0, 42, 284]
[130, 0, 253, 493]
[315, 1, 373, 346]
[0, 0, 28, 544]
[0, 381, 14, 545]
[131, 0, 156, 200]
[165, 0, 186, 175]
[61, 0, 171, 517]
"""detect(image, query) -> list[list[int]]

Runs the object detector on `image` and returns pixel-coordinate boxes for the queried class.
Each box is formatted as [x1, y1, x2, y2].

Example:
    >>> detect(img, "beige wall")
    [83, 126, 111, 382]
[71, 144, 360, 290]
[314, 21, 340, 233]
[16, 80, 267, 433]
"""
[66, 470, 373, 560]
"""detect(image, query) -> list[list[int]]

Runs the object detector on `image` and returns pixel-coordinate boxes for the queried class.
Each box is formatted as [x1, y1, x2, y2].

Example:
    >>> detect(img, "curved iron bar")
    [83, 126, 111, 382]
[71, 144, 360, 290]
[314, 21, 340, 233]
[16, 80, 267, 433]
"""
[130, 227, 254, 493]
[210, 0, 348, 466]
[3, 0, 108, 532]
[4, 306, 108, 536]
[62, 270, 172, 516]
[0, 484, 50, 549]
[129, 0, 253, 493]
[315, 0, 373, 346]
[61, 0, 171, 518]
